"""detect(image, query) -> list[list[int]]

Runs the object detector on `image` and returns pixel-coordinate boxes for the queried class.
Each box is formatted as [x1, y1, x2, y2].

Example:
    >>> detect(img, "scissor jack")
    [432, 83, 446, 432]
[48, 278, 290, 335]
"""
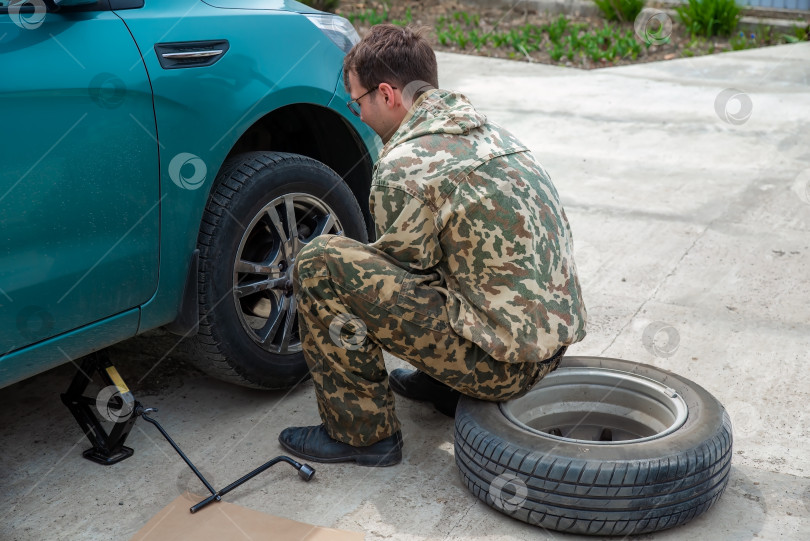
[61, 351, 315, 513]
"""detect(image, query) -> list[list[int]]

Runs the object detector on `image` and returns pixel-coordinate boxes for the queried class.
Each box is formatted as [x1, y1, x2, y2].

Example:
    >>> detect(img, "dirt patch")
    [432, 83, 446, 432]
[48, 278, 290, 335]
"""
[336, 0, 809, 69]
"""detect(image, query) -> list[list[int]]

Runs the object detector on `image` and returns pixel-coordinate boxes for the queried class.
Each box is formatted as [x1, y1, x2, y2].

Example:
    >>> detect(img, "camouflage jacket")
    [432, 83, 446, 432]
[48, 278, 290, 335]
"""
[369, 89, 586, 364]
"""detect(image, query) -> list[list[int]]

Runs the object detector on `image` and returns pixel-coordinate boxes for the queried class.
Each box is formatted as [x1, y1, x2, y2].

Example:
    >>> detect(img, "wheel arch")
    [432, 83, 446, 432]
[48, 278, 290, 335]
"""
[223, 103, 376, 239]
[166, 104, 376, 336]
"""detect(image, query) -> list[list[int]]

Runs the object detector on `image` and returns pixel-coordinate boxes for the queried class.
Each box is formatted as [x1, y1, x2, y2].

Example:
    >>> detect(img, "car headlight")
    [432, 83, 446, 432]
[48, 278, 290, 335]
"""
[304, 14, 360, 54]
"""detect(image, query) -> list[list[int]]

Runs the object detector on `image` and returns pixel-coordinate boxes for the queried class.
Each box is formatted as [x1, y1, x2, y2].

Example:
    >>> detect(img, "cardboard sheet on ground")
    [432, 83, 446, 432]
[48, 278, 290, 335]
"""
[130, 493, 364, 540]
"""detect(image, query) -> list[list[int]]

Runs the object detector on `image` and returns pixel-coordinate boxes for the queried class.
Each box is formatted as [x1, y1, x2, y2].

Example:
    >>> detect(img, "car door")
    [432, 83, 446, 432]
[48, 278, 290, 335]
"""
[0, 3, 159, 355]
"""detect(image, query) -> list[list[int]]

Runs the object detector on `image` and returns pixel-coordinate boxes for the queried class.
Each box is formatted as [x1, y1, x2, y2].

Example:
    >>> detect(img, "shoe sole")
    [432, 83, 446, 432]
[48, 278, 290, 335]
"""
[278, 439, 402, 467]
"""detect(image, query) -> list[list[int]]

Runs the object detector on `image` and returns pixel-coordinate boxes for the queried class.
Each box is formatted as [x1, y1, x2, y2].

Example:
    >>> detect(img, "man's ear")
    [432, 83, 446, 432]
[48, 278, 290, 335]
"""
[378, 82, 399, 109]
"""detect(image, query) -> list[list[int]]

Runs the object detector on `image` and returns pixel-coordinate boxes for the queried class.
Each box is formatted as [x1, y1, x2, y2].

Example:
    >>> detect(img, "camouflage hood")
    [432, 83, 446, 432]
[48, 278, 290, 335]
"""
[380, 90, 487, 159]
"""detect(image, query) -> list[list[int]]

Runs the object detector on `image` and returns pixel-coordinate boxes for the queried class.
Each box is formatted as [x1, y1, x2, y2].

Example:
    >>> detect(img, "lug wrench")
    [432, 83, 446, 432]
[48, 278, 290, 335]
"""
[135, 405, 315, 513]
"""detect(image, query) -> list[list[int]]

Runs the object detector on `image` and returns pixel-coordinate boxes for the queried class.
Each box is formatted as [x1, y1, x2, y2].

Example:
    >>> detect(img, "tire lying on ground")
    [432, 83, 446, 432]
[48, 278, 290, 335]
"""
[454, 356, 732, 536]
[190, 152, 367, 390]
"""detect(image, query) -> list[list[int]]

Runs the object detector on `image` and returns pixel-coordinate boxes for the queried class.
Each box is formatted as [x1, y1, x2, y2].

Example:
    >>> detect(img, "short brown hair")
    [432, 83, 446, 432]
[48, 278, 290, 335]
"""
[343, 24, 438, 96]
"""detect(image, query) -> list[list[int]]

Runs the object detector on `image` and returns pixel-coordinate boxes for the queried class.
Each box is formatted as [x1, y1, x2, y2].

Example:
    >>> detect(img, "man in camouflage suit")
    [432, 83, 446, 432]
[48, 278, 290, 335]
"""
[279, 24, 586, 466]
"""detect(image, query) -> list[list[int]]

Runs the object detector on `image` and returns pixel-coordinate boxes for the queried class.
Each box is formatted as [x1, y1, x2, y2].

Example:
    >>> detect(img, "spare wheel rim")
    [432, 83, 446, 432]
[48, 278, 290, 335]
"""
[500, 367, 689, 445]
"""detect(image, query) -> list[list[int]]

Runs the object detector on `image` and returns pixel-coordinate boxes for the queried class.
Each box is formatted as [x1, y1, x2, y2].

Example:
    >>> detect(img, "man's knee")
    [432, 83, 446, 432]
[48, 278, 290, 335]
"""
[295, 234, 375, 287]
[294, 235, 335, 287]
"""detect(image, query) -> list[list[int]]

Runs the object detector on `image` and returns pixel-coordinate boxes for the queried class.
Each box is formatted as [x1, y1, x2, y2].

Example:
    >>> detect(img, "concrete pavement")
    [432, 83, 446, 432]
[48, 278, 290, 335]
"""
[1, 44, 809, 540]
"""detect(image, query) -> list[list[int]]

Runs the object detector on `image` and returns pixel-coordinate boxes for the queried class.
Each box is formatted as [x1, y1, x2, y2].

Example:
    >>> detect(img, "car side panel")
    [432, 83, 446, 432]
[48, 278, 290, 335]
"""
[0, 11, 158, 362]
[115, 2, 350, 332]
[0, 309, 140, 388]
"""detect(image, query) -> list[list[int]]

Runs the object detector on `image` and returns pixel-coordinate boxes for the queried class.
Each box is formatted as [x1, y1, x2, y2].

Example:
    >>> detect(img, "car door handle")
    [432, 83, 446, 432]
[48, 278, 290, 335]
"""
[161, 50, 224, 60]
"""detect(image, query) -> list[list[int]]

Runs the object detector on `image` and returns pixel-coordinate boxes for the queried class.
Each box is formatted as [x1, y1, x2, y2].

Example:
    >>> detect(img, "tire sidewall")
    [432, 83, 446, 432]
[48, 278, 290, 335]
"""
[201, 154, 367, 387]
[457, 356, 728, 462]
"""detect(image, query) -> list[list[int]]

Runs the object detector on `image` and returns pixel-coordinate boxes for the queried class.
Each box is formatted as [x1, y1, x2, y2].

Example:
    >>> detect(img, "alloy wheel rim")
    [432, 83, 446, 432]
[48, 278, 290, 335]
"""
[232, 193, 343, 354]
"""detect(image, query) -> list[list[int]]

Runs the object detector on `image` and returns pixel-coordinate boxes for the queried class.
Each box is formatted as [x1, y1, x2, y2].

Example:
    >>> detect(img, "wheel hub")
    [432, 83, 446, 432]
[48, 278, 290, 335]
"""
[283, 260, 294, 296]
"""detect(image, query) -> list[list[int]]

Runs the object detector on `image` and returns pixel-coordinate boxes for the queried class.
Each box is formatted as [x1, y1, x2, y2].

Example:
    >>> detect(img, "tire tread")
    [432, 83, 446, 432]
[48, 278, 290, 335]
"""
[453, 368, 733, 536]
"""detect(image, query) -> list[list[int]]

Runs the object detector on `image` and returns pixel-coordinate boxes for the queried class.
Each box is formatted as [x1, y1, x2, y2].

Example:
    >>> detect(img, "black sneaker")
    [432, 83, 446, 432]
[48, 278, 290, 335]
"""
[278, 425, 402, 467]
[389, 369, 460, 417]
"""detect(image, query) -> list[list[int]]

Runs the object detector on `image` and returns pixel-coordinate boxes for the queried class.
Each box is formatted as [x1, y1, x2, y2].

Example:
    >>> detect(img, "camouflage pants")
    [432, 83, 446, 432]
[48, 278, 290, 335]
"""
[294, 235, 554, 447]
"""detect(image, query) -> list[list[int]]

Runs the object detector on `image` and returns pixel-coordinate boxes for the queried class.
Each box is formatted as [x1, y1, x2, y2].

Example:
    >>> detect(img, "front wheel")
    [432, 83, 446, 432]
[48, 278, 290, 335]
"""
[191, 152, 368, 389]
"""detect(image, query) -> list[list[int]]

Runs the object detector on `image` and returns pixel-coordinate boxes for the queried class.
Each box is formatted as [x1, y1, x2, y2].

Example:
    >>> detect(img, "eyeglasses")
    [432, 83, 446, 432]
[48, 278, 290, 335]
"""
[346, 84, 397, 117]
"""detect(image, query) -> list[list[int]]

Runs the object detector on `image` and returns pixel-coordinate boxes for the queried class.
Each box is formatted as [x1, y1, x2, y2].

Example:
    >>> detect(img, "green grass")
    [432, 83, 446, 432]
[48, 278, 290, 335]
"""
[676, 0, 741, 38]
[593, 0, 646, 23]
[345, 8, 388, 26]
[436, 12, 641, 63]
[730, 24, 810, 50]
[344, 2, 412, 27]
[341, 4, 808, 63]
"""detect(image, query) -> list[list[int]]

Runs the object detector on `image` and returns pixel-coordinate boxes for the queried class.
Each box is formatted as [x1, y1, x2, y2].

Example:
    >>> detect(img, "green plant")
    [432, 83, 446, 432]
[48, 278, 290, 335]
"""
[298, 0, 340, 12]
[676, 0, 741, 38]
[436, 24, 451, 46]
[436, 17, 462, 47]
[343, 1, 411, 27]
[491, 32, 511, 48]
[391, 7, 413, 26]
[754, 24, 777, 44]
[593, 0, 645, 23]
[453, 11, 481, 27]
[437, 12, 492, 51]
[754, 23, 809, 45]
[572, 23, 641, 62]
[681, 35, 707, 56]
[436, 11, 640, 65]
[729, 23, 808, 50]
[468, 29, 490, 50]
[729, 31, 754, 50]
[782, 29, 806, 43]
[788, 24, 810, 41]
[546, 15, 570, 42]
[346, 8, 389, 26]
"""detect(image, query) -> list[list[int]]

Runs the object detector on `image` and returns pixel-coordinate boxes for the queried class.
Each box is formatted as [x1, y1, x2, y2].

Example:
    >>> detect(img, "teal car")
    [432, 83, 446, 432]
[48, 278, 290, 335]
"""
[0, 0, 380, 389]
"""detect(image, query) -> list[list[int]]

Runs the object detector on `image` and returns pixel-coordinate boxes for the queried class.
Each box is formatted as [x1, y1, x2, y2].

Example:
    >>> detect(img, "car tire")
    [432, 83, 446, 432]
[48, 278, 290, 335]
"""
[190, 151, 368, 389]
[454, 356, 732, 536]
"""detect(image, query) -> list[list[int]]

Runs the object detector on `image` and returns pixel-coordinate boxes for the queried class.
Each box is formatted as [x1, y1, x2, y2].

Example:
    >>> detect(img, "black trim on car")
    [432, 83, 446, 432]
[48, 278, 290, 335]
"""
[55, 0, 110, 12]
[154, 40, 230, 70]
[0, 1, 109, 14]
[109, 0, 144, 9]
[164, 250, 200, 336]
